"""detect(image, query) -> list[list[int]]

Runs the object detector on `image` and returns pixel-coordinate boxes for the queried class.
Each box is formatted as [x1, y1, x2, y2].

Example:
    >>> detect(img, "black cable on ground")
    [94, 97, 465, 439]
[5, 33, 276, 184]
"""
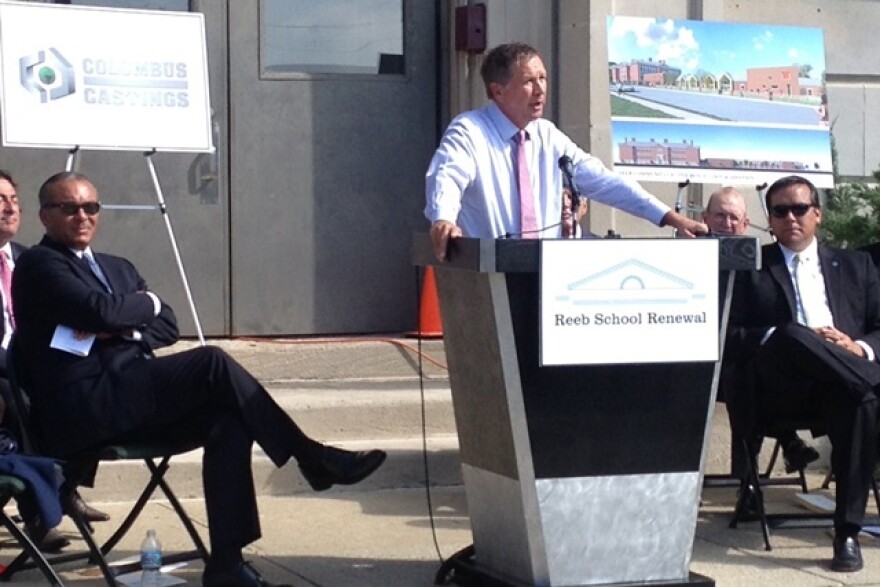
[416, 265, 446, 565]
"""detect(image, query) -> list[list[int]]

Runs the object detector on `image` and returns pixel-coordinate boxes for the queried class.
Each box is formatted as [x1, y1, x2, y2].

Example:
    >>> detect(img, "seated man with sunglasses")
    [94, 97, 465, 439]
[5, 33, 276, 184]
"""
[13, 171, 386, 587]
[726, 175, 880, 573]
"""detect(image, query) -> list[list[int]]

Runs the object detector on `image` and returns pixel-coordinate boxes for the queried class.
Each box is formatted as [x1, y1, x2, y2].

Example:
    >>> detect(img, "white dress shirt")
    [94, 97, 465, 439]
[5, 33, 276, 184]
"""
[72, 247, 161, 342]
[776, 239, 874, 360]
[779, 239, 833, 328]
[424, 102, 670, 239]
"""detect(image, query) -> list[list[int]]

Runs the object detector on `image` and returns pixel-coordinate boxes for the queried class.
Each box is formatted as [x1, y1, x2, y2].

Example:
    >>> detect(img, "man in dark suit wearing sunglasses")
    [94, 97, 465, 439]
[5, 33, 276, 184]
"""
[726, 175, 880, 572]
[0, 169, 114, 552]
[12, 171, 386, 587]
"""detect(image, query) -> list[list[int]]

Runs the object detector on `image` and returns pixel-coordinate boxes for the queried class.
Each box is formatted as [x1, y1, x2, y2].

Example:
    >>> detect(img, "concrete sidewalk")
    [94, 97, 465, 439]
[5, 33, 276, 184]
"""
[5, 477, 880, 586]
[1, 337, 879, 586]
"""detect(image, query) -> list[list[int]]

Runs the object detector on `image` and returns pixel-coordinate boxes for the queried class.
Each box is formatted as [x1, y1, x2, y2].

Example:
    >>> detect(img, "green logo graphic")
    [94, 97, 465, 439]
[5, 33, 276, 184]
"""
[20, 48, 75, 103]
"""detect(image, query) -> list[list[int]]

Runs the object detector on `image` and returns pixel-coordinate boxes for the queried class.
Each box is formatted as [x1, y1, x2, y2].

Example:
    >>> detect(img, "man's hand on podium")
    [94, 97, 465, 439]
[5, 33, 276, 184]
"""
[662, 210, 709, 237]
[431, 220, 463, 262]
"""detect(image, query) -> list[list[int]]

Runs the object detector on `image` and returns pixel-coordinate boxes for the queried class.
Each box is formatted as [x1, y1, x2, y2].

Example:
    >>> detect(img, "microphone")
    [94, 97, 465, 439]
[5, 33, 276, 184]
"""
[559, 155, 580, 237]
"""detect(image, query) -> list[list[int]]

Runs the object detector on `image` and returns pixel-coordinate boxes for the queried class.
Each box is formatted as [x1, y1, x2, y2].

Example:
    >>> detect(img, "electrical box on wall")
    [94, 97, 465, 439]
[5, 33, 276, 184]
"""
[455, 4, 486, 53]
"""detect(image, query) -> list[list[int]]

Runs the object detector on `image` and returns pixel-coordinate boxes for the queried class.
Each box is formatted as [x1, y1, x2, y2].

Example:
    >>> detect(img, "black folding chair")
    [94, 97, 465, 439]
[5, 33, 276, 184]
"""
[730, 419, 880, 551]
[703, 422, 808, 492]
[0, 474, 64, 585]
[2, 337, 208, 585]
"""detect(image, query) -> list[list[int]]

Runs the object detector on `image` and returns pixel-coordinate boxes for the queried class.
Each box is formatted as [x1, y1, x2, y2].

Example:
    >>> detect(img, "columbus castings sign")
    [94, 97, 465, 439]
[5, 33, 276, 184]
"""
[0, 1, 212, 152]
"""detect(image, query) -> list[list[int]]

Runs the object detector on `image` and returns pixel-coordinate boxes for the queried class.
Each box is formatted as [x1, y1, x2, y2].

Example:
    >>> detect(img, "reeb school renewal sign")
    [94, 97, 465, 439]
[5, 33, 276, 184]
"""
[540, 239, 719, 366]
[0, 1, 212, 152]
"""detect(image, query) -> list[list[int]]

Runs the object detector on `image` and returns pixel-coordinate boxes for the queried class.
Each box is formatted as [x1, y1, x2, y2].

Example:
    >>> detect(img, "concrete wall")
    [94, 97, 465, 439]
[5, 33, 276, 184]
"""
[443, 0, 878, 239]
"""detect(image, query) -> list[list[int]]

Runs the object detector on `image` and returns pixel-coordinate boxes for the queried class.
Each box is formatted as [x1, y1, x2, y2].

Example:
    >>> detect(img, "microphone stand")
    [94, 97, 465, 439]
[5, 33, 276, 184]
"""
[673, 179, 690, 238]
[559, 156, 580, 239]
[568, 190, 580, 239]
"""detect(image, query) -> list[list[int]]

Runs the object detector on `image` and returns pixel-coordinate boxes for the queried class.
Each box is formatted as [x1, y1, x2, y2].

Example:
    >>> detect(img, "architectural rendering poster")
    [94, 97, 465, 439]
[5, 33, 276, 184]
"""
[607, 17, 832, 188]
[0, 1, 213, 152]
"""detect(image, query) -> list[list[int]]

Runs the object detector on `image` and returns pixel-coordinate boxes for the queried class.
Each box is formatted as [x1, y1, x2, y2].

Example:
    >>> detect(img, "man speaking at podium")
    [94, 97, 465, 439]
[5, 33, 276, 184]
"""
[424, 42, 708, 260]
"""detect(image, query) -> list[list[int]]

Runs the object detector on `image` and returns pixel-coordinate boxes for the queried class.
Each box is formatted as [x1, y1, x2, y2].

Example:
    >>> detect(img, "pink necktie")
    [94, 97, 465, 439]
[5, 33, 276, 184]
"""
[0, 251, 14, 329]
[516, 130, 538, 238]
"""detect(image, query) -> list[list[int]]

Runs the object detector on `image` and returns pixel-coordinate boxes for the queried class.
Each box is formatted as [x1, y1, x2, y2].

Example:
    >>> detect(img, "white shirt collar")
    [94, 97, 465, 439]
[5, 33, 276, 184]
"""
[69, 246, 93, 259]
[486, 102, 537, 142]
[779, 237, 819, 269]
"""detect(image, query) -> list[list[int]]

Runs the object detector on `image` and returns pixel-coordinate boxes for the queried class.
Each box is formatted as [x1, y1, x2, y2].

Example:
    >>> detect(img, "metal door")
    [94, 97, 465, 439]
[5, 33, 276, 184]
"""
[227, 1, 439, 335]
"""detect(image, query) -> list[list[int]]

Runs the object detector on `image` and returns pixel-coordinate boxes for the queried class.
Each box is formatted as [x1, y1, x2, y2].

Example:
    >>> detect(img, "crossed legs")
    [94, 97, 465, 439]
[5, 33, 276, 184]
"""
[755, 323, 880, 531]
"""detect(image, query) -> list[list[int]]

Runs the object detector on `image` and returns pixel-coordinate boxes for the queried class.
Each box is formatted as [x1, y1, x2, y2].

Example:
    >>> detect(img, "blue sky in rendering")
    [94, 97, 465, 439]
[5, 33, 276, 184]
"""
[607, 16, 825, 81]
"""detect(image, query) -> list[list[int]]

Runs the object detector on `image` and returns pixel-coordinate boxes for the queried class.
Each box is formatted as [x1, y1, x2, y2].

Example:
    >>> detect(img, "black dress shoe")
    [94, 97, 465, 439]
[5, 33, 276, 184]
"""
[831, 534, 863, 572]
[24, 520, 70, 553]
[735, 484, 761, 522]
[299, 446, 386, 492]
[203, 560, 292, 587]
[62, 490, 110, 523]
[782, 438, 820, 473]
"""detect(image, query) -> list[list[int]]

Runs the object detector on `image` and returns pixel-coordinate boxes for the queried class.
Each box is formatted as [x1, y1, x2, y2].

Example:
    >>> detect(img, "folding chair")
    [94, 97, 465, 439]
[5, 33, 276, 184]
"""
[730, 420, 880, 551]
[703, 420, 808, 492]
[0, 474, 64, 585]
[2, 338, 209, 585]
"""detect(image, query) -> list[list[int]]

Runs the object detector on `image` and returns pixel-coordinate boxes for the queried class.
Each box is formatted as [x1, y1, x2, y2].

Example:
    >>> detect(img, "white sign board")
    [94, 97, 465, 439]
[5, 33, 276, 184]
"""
[0, 1, 212, 152]
[540, 239, 720, 366]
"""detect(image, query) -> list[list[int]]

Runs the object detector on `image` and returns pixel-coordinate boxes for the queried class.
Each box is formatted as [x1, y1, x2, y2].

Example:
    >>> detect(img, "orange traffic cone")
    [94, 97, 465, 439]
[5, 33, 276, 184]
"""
[410, 266, 444, 338]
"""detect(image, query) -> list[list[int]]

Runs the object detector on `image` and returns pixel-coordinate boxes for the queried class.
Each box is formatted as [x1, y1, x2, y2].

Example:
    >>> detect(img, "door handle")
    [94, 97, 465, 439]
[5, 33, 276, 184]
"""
[201, 118, 220, 182]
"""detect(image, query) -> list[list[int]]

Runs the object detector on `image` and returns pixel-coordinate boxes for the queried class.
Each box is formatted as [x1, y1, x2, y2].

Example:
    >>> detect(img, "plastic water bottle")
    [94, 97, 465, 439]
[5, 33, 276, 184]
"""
[140, 529, 162, 587]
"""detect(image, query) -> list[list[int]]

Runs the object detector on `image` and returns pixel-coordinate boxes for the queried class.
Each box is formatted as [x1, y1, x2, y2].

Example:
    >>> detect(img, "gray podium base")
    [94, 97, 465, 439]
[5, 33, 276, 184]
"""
[436, 545, 715, 587]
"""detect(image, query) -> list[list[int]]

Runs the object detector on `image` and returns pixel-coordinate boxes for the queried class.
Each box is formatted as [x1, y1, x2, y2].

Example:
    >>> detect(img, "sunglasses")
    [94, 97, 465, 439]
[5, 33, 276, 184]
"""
[769, 203, 815, 219]
[43, 202, 101, 216]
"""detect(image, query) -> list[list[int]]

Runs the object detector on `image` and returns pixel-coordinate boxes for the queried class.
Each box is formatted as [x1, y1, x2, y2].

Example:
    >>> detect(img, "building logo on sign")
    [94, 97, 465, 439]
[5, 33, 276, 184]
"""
[552, 258, 708, 326]
[18, 48, 191, 109]
[19, 48, 76, 103]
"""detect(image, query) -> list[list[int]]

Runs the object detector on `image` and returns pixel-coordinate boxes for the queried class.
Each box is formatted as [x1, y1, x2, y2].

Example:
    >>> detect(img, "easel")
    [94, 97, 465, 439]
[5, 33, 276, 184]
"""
[754, 182, 770, 235]
[66, 146, 206, 346]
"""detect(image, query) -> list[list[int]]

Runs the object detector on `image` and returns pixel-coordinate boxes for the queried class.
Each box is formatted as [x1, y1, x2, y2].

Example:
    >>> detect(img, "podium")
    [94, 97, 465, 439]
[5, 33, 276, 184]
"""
[413, 235, 760, 587]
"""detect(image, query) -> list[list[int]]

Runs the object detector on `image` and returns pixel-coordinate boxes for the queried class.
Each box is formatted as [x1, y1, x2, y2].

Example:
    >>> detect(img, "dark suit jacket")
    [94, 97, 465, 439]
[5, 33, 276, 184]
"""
[859, 241, 880, 270]
[10, 235, 178, 457]
[0, 241, 27, 372]
[724, 242, 880, 432]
